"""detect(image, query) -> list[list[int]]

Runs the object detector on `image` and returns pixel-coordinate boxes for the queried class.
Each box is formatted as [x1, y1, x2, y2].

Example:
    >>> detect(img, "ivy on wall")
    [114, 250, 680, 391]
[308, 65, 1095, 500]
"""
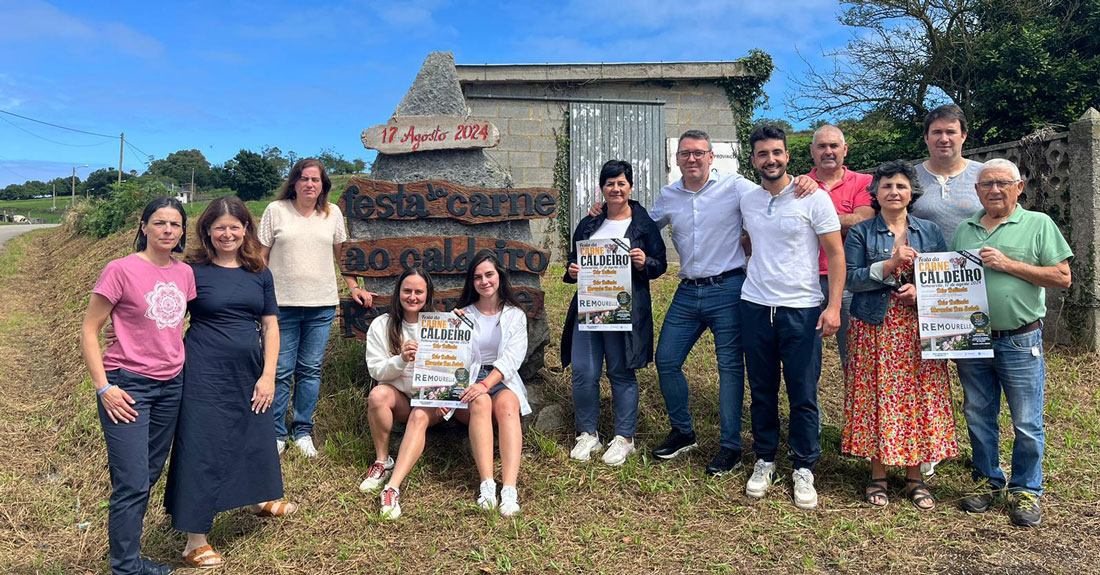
[716, 49, 775, 182]
[552, 116, 572, 253]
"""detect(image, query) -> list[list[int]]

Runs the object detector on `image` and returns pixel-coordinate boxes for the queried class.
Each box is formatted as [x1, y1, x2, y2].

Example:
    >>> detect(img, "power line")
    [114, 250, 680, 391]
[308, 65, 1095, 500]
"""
[0, 115, 114, 148]
[0, 108, 117, 139]
[126, 140, 153, 161]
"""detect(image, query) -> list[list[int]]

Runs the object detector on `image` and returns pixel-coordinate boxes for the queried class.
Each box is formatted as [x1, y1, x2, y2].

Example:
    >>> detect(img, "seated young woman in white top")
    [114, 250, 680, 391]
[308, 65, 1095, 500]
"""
[359, 267, 434, 496]
[455, 251, 531, 517]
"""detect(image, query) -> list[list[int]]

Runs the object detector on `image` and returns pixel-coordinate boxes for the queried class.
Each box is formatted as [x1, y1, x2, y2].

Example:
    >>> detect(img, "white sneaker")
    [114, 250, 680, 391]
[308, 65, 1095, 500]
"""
[477, 479, 497, 510]
[359, 456, 395, 492]
[601, 435, 635, 467]
[293, 436, 319, 458]
[570, 433, 602, 461]
[792, 467, 818, 510]
[920, 460, 940, 477]
[380, 486, 401, 520]
[499, 485, 520, 517]
[745, 459, 777, 499]
[276, 439, 286, 454]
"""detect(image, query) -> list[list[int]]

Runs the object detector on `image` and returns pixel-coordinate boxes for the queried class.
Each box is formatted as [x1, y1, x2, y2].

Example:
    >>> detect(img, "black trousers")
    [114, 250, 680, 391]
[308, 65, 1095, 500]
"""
[98, 369, 182, 575]
[741, 302, 822, 470]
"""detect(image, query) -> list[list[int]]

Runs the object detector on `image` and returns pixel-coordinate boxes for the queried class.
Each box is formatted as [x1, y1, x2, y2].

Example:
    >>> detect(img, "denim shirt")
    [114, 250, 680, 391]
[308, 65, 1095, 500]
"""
[845, 213, 947, 325]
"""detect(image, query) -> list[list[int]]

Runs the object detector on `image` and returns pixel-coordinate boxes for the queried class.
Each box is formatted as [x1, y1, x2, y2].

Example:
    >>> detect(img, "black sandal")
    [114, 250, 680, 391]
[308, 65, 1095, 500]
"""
[865, 477, 889, 507]
[905, 477, 936, 511]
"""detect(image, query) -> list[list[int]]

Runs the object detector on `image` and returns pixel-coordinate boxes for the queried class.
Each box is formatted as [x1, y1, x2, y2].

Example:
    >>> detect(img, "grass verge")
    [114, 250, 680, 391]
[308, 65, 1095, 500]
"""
[0, 228, 1097, 574]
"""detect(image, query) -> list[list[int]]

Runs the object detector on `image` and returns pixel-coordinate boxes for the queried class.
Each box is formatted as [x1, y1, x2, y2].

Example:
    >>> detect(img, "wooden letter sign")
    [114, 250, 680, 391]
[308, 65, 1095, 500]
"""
[340, 179, 557, 224]
[341, 237, 550, 277]
[362, 116, 501, 154]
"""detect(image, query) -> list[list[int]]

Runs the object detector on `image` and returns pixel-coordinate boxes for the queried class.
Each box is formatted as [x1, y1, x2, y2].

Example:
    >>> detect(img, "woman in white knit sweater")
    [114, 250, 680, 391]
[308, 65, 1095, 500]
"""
[454, 252, 531, 517]
[359, 267, 434, 501]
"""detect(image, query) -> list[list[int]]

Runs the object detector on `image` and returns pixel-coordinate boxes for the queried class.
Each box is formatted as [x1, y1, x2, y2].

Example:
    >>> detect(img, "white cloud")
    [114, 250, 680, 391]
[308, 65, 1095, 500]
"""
[0, 0, 164, 59]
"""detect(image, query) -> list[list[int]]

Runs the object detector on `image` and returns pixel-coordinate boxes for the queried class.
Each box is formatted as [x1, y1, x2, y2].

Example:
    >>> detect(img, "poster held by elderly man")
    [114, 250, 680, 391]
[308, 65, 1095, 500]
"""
[577, 238, 633, 331]
[411, 312, 475, 408]
[916, 250, 994, 359]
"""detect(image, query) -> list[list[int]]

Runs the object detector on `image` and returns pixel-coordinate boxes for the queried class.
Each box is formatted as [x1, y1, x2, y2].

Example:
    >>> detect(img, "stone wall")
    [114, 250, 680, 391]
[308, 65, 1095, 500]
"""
[962, 109, 1100, 350]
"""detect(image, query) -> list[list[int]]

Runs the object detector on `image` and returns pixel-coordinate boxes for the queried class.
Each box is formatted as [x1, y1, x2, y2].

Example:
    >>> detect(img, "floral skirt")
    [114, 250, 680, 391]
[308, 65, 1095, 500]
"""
[841, 298, 959, 466]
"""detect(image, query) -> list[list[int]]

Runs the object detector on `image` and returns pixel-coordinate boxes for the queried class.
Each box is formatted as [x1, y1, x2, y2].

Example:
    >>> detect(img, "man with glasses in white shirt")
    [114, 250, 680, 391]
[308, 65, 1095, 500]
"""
[647, 129, 816, 476]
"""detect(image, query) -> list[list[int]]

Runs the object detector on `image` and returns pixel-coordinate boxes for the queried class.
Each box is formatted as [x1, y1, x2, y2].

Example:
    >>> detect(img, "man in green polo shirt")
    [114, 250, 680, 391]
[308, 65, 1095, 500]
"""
[950, 158, 1072, 528]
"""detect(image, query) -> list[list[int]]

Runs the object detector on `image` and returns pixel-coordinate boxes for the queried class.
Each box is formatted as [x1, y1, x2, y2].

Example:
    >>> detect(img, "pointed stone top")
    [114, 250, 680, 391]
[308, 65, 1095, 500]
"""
[394, 51, 467, 117]
[1080, 107, 1100, 122]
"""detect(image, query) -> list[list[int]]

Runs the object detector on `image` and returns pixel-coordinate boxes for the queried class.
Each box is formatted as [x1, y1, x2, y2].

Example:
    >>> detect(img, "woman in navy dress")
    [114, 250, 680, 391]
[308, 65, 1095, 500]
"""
[164, 196, 296, 568]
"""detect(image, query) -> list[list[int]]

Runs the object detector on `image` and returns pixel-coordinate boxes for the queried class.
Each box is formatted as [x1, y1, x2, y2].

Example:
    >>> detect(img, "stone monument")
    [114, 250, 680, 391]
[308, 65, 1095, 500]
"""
[338, 51, 553, 393]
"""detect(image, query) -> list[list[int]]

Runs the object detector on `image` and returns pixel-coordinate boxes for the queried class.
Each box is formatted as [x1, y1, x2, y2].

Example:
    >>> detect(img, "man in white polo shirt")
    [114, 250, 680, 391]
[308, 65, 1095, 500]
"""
[739, 125, 845, 510]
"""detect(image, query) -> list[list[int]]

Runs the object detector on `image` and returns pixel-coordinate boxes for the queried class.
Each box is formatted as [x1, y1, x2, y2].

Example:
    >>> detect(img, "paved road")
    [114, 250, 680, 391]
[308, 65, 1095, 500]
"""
[0, 224, 58, 249]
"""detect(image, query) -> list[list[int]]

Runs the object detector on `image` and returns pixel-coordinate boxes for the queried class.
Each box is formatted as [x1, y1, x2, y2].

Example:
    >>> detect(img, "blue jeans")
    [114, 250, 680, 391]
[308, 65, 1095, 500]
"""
[273, 305, 336, 441]
[655, 275, 745, 450]
[955, 328, 1046, 495]
[571, 325, 639, 439]
[741, 302, 822, 470]
[98, 369, 182, 575]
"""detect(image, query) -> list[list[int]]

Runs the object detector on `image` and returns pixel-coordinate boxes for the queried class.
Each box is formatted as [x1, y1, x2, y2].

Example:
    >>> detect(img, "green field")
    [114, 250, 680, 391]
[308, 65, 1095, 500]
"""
[0, 197, 74, 223]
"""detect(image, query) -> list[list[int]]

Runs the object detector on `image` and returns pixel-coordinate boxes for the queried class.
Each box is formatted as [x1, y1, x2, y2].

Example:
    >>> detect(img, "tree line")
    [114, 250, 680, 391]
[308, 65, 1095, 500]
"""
[0, 147, 367, 202]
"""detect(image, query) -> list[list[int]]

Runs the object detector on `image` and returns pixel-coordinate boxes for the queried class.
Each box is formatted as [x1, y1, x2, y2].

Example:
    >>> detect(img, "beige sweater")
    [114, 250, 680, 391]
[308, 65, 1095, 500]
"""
[258, 200, 348, 306]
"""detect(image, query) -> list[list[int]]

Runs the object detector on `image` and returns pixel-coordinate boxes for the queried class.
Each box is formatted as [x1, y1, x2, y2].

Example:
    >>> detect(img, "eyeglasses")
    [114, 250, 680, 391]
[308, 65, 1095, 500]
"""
[976, 179, 1021, 191]
[676, 150, 710, 160]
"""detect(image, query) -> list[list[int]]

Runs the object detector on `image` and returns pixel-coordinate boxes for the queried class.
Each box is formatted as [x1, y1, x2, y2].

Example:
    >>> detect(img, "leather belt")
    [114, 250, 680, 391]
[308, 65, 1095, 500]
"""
[680, 268, 745, 286]
[991, 319, 1040, 339]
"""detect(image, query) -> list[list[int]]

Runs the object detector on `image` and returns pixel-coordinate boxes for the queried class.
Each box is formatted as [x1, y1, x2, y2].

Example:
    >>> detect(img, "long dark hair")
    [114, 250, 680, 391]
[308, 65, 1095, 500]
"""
[186, 196, 265, 273]
[134, 197, 187, 253]
[456, 251, 523, 311]
[388, 267, 435, 355]
[276, 158, 332, 217]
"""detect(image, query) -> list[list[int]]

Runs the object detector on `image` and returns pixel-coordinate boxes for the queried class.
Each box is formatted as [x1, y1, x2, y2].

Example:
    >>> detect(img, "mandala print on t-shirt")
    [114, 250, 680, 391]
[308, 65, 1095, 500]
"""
[144, 280, 187, 329]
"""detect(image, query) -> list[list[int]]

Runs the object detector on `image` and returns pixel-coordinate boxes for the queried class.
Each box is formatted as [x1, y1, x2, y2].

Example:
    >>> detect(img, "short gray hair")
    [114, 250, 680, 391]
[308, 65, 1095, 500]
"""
[979, 158, 1022, 180]
[812, 125, 845, 145]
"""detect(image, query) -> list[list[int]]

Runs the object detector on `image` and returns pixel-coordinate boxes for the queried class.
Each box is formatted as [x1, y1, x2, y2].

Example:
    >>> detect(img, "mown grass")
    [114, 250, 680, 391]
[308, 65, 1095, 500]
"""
[0, 227, 1098, 574]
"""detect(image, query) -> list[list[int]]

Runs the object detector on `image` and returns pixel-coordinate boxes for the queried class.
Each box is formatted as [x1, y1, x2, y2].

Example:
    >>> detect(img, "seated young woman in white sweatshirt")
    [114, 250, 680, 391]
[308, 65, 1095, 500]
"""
[359, 267, 434, 505]
[453, 251, 531, 517]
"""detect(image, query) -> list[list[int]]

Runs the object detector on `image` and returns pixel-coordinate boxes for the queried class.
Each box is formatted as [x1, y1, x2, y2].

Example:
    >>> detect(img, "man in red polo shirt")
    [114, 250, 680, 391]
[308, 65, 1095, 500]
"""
[804, 125, 874, 371]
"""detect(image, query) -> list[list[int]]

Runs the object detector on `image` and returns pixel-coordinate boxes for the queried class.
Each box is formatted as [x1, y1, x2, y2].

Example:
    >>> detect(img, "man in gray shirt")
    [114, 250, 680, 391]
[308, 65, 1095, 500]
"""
[911, 104, 985, 246]
[910, 103, 984, 478]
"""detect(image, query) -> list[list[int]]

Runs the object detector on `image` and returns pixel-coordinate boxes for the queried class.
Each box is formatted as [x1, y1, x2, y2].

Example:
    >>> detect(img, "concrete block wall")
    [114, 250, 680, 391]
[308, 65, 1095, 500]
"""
[462, 80, 739, 253]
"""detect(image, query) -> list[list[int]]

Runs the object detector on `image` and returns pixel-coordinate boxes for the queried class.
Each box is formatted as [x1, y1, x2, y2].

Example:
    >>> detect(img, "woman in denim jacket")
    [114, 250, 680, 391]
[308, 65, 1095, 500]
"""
[841, 160, 959, 511]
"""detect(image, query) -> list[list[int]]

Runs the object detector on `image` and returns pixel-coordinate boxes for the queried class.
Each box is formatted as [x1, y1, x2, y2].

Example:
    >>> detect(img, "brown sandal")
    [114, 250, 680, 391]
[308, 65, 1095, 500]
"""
[183, 544, 224, 569]
[254, 500, 299, 517]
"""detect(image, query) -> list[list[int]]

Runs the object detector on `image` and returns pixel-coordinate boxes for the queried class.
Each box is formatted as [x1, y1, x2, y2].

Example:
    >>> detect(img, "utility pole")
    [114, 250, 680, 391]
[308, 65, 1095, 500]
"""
[118, 133, 125, 187]
[71, 166, 77, 206]
[191, 167, 195, 202]
[52, 182, 56, 210]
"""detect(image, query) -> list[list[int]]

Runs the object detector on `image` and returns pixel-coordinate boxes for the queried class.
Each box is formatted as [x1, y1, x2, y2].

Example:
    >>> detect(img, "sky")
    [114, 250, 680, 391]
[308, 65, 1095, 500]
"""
[0, 0, 856, 188]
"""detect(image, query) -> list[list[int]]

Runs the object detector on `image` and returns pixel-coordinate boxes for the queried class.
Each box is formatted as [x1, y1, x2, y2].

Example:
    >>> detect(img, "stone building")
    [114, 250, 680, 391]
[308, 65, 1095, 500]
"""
[456, 61, 763, 251]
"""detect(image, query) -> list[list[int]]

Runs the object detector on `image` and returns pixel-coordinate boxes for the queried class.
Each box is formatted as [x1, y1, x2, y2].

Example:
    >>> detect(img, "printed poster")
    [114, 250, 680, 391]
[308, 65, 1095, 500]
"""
[577, 238, 633, 331]
[411, 311, 475, 408]
[916, 250, 994, 359]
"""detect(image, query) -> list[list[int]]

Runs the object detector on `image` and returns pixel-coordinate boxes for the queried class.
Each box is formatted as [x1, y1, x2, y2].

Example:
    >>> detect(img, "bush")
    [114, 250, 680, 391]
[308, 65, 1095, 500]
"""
[77, 181, 174, 238]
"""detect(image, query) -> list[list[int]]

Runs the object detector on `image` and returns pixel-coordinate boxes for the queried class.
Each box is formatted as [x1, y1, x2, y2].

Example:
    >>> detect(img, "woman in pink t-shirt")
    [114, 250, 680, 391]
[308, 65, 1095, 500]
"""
[79, 197, 196, 575]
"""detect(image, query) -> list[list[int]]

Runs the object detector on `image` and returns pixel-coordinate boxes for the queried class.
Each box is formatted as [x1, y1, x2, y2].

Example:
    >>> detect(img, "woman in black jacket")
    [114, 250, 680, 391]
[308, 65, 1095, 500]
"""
[561, 160, 667, 466]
